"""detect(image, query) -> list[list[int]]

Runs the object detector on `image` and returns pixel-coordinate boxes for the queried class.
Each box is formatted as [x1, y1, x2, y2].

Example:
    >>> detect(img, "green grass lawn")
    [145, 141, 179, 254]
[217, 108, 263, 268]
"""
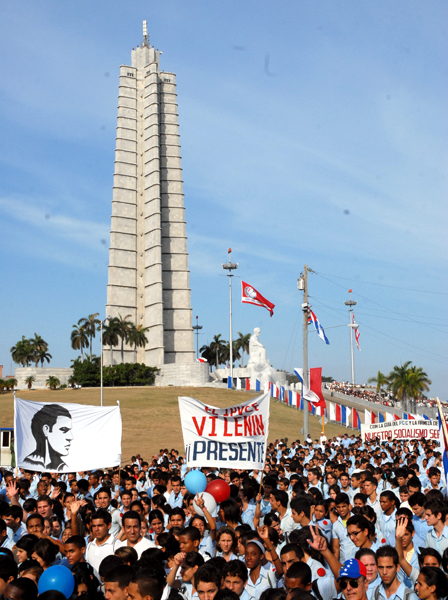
[4, 387, 359, 464]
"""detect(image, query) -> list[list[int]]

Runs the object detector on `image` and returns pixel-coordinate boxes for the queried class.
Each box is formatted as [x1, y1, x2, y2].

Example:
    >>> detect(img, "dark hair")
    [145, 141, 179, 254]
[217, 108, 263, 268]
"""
[99, 555, 123, 577]
[36, 592, 66, 600]
[424, 500, 447, 522]
[419, 548, 442, 568]
[94, 487, 112, 499]
[219, 499, 242, 524]
[346, 515, 372, 537]
[376, 545, 399, 566]
[130, 575, 164, 600]
[409, 492, 427, 507]
[181, 526, 201, 542]
[334, 493, 350, 506]
[222, 559, 248, 582]
[148, 509, 164, 524]
[33, 538, 58, 567]
[170, 507, 186, 521]
[271, 489, 289, 508]
[280, 543, 302, 559]
[380, 490, 399, 507]
[0, 557, 18, 582]
[4, 577, 38, 600]
[103, 563, 135, 587]
[214, 591, 240, 600]
[91, 508, 112, 525]
[27, 513, 44, 527]
[264, 512, 280, 527]
[285, 561, 312, 585]
[194, 563, 222, 589]
[16, 534, 38, 557]
[17, 558, 43, 580]
[65, 535, 86, 549]
[290, 497, 311, 519]
[216, 527, 237, 553]
[184, 551, 205, 568]
[123, 510, 142, 527]
[115, 546, 138, 566]
[6, 505, 23, 521]
[419, 567, 448, 599]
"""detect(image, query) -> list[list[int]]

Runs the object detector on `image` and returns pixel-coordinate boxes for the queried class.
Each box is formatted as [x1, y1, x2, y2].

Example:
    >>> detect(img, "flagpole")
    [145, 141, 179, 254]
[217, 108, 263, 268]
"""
[344, 290, 357, 385]
[222, 249, 238, 385]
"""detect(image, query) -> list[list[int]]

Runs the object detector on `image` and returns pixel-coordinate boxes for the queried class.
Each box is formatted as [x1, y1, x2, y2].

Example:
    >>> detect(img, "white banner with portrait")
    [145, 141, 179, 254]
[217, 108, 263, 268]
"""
[14, 397, 122, 473]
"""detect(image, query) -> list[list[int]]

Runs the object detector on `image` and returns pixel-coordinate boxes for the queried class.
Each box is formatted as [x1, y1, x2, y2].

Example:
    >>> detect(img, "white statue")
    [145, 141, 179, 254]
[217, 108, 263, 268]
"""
[247, 327, 277, 384]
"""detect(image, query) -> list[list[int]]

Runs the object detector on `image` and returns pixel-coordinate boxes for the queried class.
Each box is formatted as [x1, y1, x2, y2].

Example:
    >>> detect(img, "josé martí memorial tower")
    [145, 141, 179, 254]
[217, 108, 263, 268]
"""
[105, 23, 209, 386]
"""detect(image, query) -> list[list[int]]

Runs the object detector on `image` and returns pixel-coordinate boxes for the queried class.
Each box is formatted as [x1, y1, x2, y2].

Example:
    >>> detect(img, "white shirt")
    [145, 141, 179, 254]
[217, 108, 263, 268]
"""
[85, 535, 119, 577]
[115, 536, 156, 558]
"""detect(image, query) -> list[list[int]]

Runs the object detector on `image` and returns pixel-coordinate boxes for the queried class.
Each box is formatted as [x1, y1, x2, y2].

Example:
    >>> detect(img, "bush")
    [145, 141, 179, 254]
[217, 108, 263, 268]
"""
[72, 357, 158, 387]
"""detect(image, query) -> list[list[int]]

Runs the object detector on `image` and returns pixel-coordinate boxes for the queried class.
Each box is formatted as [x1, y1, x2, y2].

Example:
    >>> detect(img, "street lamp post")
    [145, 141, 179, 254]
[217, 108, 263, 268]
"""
[298, 266, 310, 440]
[344, 290, 357, 385]
[192, 316, 203, 359]
[222, 249, 238, 386]
[100, 316, 111, 407]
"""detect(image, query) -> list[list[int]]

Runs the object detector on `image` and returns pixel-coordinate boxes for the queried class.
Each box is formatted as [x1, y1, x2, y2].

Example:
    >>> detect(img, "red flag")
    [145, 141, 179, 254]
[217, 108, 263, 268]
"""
[245, 378, 250, 391]
[241, 281, 275, 317]
[335, 404, 341, 422]
[309, 367, 327, 414]
[353, 410, 359, 429]
[353, 313, 361, 351]
[372, 412, 376, 424]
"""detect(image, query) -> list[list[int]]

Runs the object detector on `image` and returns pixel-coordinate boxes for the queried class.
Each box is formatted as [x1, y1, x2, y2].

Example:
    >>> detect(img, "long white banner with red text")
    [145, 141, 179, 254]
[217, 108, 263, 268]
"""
[361, 419, 438, 442]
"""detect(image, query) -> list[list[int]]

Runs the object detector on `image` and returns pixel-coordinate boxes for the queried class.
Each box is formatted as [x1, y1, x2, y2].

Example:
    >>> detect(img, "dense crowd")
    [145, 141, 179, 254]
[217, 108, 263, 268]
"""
[0, 432, 447, 600]
[325, 383, 396, 407]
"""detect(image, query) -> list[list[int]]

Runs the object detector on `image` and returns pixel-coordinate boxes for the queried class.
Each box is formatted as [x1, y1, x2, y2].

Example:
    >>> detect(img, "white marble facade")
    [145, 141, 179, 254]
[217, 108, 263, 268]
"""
[106, 31, 195, 370]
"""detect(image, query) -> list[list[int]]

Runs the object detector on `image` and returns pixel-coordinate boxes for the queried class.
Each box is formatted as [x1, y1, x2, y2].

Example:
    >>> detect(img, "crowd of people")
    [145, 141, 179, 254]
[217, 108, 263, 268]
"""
[0, 432, 447, 600]
[324, 383, 396, 407]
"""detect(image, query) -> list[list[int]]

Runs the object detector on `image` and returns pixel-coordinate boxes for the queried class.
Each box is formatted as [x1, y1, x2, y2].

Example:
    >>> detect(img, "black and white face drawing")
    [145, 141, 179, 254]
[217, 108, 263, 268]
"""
[24, 404, 73, 471]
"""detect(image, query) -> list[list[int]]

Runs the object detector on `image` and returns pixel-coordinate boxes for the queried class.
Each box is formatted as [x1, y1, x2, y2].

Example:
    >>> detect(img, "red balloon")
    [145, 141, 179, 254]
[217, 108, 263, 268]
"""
[206, 479, 231, 503]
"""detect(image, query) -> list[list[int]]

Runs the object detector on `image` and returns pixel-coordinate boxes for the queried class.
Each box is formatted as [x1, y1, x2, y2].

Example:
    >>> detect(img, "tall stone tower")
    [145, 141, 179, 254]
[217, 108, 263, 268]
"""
[105, 23, 199, 378]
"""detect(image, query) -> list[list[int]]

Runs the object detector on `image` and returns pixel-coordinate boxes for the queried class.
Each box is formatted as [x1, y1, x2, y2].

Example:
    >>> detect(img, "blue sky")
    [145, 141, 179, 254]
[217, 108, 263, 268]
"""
[0, 1, 446, 396]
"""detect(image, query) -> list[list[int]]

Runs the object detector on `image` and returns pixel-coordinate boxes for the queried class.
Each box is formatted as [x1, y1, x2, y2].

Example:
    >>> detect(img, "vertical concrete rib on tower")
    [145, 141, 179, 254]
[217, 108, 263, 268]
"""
[105, 39, 194, 367]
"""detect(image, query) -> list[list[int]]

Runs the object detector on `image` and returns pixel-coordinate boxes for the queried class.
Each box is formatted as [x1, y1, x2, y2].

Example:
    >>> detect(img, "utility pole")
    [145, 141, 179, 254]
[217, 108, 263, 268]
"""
[344, 290, 357, 385]
[298, 265, 310, 440]
[192, 315, 203, 359]
[222, 249, 238, 385]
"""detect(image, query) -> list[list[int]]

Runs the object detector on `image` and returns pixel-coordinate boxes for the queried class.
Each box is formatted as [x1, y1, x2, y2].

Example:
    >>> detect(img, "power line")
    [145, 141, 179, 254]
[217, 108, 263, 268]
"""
[311, 298, 448, 364]
[315, 271, 448, 296]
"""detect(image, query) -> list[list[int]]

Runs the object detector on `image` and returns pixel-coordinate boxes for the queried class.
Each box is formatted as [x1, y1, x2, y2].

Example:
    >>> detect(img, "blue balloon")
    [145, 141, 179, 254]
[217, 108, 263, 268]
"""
[38, 565, 75, 599]
[185, 470, 207, 495]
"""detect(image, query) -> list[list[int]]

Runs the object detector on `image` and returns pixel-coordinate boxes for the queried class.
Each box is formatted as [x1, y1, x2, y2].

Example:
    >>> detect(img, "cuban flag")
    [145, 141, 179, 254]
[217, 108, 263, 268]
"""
[308, 310, 330, 344]
[241, 281, 275, 316]
[423, 414, 430, 420]
[438, 403, 448, 486]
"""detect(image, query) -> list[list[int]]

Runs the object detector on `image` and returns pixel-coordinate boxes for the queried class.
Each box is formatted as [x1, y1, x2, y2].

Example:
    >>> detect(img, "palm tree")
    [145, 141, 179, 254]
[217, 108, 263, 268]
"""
[209, 334, 227, 370]
[388, 361, 431, 413]
[46, 376, 60, 390]
[236, 332, 251, 367]
[70, 324, 89, 362]
[29, 334, 49, 367]
[25, 375, 35, 390]
[221, 341, 241, 367]
[116, 314, 133, 363]
[36, 348, 52, 368]
[367, 371, 389, 393]
[128, 324, 149, 362]
[68, 375, 77, 388]
[102, 318, 121, 366]
[5, 378, 18, 392]
[199, 343, 215, 366]
[0, 380, 6, 394]
[10, 336, 34, 367]
[78, 313, 101, 360]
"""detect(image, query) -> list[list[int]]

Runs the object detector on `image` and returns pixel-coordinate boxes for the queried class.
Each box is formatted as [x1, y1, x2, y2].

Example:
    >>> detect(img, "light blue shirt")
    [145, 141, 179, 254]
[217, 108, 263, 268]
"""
[425, 524, 448, 554]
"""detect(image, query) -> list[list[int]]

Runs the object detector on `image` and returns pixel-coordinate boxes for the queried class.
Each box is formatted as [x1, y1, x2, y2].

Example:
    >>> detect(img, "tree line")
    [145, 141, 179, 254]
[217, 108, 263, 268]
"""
[199, 332, 251, 369]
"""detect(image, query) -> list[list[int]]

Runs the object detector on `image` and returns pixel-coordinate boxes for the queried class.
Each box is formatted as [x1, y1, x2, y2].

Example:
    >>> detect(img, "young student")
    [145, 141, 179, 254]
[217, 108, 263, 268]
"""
[312, 499, 332, 543]
[223, 559, 252, 600]
[103, 564, 141, 600]
[283, 560, 337, 600]
[116, 511, 156, 558]
[332, 494, 355, 563]
[0, 519, 14, 551]
[290, 498, 311, 530]
[355, 548, 381, 600]
[414, 567, 448, 600]
[394, 517, 419, 588]
[167, 551, 204, 598]
[127, 574, 164, 600]
[244, 539, 276, 599]
[64, 535, 86, 567]
[94, 487, 122, 537]
[378, 491, 398, 539]
[375, 545, 419, 600]
[424, 500, 448, 555]
[194, 563, 223, 600]
[85, 509, 120, 577]
[216, 527, 238, 562]
[408, 493, 431, 543]
[167, 508, 186, 530]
